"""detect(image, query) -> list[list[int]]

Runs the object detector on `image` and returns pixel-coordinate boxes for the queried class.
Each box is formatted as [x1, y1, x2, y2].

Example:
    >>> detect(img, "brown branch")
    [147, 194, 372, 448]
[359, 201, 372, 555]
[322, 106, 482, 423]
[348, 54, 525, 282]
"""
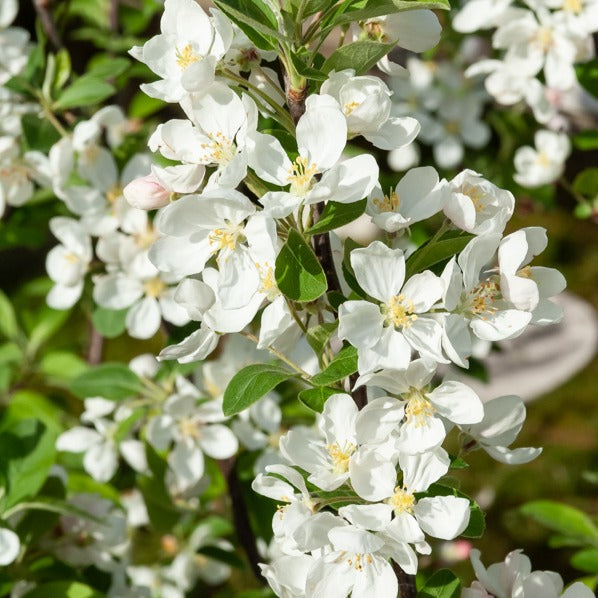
[349, 373, 367, 410]
[219, 457, 264, 583]
[284, 73, 307, 124]
[33, 0, 62, 49]
[393, 562, 417, 598]
[87, 326, 104, 365]
[109, 0, 119, 32]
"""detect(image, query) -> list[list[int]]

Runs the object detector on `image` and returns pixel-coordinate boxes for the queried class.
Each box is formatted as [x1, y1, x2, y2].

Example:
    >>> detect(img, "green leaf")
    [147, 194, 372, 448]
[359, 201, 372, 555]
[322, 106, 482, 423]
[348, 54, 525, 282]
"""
[4, 496, 102, 522]
[406, 232, 474, 277]
[0, 418, 57, 511]
[573, 168, 598, 200]
[0, 290, 18, 340]
[571, 548, 598, 573]
[573, 130, 598, 151]
[40, 351, 89, 383]
[576, 58, 598, 100]
[275, 229, 328, 302]
[306, 199, 367, 235]
[70, 363, 143, 400]
[333, 0, 449, 28]
[293, 0, 334, 17]
[23, 581, 106, 598]
[21, 113, 62, 153]
[223, 364, 296, 416]
[306, 321, 338, 355]
[53, 48, 71, 91]
[26, 306, 72, 357]
[213, 0, 287, 50]
[86, 56, 131, 79]
[92, 307, 128, 338]
[323, 40, 394, 74]
[311, 345, 357, 386]
[341, 237, 367, 297]
[298, 386, 337, 412]
[418, 569, 461, 598]
[521, 501, 598, 542]
[53, 75, 116, 110]
[289, 51, 328, 82]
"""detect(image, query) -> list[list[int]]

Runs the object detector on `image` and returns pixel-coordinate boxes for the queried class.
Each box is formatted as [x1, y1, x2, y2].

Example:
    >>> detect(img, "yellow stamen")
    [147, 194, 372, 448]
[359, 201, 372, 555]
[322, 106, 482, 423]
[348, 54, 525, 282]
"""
[200, 131, 236, 164]
[256, 263, 279, 300]
[208, 222, 245, 254]
[287, 156, 317, 196]
[384, 294, 418, 329]
[537, 152, 551, 167]
[405, 389, 436, 427]
[460, 182, 487, 213]
[178, 417, 200, 439]
[326, 442, 356, 475]
[143, 276, 166, 298]
[467, 279, 499, 319]
[563, 0, 583, 14]
[344, 101, 361, 116]
[373, 190, 400, 213]
[534, 28, 554, 51]
[387, 486, 416, 514]
[176, 44, 201, 70]
[106, 184, 123, 204]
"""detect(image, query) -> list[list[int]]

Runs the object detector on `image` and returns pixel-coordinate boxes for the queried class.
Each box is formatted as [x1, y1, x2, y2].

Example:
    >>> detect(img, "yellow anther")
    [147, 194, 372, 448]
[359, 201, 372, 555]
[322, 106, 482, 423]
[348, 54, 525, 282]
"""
[467, 280, 499, 318]
[534, 28, 554, 51]
[176, 44, 201, 69]
[405, 390, 436, 427]
[287, 156, 317, 196]
[326, 442, 356, 475]
[445, 120, 461, 135]
[344, 101, 361, 116]
[537, 152, 551, 167]
[256, 263, 279, 300]
[208, 222, 245, 254]
[135, 224, 157, 249]
[106, 184, 123, 204]
[178, 417, 200, 439]
[460, 182, 487, 213]
[143, 276, 166, 298]
[517, 265, 533, 279]
[373, 190, 400, 213]
[387, 486, 416, 514]
[200, 131, 236, 164]
[384, 294, 418, 329]
[64, 252, 80, 264]
[364, 20, 387, 42]
[563, 0, 583, 14]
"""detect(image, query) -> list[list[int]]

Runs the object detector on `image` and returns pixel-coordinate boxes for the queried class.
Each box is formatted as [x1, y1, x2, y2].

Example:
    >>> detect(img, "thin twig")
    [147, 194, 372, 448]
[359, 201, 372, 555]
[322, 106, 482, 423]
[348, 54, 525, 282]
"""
[219, 457, 264, 583]
[393, 562, 417, 598]
[87, 326, 103, 365]
[33, 0, 62, 49]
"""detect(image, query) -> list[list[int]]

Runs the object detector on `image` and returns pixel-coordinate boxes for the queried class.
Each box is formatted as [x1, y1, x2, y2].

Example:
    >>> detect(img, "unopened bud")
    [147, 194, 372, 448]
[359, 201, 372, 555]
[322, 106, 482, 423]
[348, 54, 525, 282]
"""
[123, 174, 170, 210]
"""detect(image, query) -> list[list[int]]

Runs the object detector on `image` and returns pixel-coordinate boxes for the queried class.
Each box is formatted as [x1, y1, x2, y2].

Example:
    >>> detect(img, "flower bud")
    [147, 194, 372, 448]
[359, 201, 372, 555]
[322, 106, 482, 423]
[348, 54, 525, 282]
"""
[123, 174, 170, 210]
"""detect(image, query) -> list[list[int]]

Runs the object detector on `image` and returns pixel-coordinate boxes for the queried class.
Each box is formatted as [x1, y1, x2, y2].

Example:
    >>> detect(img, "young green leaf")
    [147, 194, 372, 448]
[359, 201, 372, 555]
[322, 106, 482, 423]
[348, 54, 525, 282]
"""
[22, 582, 106, 598]
[70, 363, 143, 400]
[571, 548, 598, 574]
[306, 321, 339, 355]
[53, 75, 116, 110]
[322, 40, 394, 75]
[521, 500, 598, 542]
[311, 345, 358, 386]
[0, 290, 18, 340]
[298, 386, 337, 412]
[405, 232, 474, 278]
[418, 569, 461, 598]
[223, 364, 296, 416]
[275, 229, 328, 302]
[92, 307, 128, 339]
[306, 199, 367, 235]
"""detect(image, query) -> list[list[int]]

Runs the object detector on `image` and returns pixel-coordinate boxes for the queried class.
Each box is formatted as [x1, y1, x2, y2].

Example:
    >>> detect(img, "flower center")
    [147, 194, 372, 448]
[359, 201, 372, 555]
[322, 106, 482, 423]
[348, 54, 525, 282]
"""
[345, 552, 374, 572]
[534, 28, 554, 52]
[537, 152, 551, 167]
[343, 101, 361, 116]
[209, 221, 245, 254]
[466, 279, 500, 318]
[384, 294, 418, 329]
[388, 486, 416, 514]
[326, 442, 356, 475]
[405, 390, 436, 427]
[460, 182, 487, 213]
[143, 276, 166, 298]
[179, 417, 200, 439]
[106, 184, 123, 204]
[176, 44, 201, 70]
[563, 0, 583, 14]
[64, 252, 80, 264]
[364, 20, 387, 42]
[445, 120, 460, 135]
[200, 132, 236, 164]
[256, 263, 279, 300]
[287, 156, 317, 197]
[135, 224, 157, 249]
[373, 190, 400, 213]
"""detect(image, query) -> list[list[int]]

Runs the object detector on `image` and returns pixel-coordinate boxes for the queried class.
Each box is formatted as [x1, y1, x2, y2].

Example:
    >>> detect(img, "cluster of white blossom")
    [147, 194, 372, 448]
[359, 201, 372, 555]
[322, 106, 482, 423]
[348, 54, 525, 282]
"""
[454, 0, 593, 187]
[0, 0, 584, 596]
[386, 53, 491, 170]
[463, 548, 594, 597]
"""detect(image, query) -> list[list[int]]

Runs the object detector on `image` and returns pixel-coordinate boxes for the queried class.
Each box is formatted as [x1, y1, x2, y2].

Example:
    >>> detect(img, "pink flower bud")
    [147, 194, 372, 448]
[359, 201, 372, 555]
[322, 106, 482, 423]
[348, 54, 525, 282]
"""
[123, 174, 170, 210]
